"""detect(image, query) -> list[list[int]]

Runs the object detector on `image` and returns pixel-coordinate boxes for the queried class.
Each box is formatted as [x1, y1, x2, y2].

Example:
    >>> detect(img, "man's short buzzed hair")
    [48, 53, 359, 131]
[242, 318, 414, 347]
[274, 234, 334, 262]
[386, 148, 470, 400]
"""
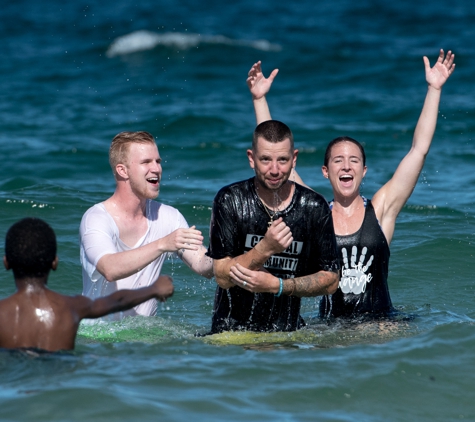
[109, 131, 156, 176]
[252, 120, 294, 151]
[5, 218, 57, 279]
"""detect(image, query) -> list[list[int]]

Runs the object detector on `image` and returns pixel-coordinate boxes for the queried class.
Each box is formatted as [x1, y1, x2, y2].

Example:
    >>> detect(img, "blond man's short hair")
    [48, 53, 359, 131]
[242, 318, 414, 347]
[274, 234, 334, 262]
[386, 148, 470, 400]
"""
[109, 131, 156, 176]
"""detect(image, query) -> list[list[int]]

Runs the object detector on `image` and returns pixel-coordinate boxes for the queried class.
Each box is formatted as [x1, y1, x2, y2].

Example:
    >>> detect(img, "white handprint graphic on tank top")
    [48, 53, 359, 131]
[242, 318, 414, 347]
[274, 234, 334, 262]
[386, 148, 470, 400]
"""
[339, 246, 374, 294]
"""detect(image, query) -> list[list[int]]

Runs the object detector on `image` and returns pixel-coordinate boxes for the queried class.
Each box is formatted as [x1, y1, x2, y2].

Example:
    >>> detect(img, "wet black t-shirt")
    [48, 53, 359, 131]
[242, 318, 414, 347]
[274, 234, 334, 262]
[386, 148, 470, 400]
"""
[207, 178, 339, 333]
[319, 199, 394, 318]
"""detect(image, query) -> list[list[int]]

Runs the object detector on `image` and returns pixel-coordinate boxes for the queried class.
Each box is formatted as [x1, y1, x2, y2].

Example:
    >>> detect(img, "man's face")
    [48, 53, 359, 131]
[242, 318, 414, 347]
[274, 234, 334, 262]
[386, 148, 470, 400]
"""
[124, 142, 162, 200]
[247, 137, 298, 191]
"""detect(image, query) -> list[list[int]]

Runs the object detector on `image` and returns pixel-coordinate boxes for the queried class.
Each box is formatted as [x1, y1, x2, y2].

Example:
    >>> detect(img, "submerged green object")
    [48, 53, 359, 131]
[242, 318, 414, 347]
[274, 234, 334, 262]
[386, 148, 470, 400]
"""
[76, 318, 171, 344]
[202, 330, 318, 347]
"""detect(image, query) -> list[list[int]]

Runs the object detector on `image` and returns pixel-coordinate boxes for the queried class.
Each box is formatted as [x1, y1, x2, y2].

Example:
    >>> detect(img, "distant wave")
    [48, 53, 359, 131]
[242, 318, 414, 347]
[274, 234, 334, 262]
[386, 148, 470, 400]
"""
[106, 30, 281, 57]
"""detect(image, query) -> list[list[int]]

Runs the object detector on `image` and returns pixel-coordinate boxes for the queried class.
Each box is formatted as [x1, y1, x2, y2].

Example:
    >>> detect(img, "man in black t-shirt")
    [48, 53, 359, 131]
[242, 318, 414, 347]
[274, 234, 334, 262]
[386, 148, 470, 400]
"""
[207, 120, 340, 333]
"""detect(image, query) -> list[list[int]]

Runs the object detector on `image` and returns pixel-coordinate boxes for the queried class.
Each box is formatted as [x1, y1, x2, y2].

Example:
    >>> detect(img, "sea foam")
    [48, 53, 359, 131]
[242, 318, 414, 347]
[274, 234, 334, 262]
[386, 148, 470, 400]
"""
[106, 30, 281, 57]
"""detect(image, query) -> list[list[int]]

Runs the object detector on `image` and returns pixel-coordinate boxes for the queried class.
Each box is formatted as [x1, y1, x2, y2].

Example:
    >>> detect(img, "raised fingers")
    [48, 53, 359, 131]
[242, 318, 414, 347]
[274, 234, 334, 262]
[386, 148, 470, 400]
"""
[438, 49, 455, 71]
[247, 61, 262, 77]
[444, 51, 455, 72]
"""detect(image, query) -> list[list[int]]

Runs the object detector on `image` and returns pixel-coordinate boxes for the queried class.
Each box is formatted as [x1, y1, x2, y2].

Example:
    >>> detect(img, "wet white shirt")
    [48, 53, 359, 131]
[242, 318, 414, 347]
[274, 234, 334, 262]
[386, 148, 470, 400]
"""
[80, 200, 187, 320]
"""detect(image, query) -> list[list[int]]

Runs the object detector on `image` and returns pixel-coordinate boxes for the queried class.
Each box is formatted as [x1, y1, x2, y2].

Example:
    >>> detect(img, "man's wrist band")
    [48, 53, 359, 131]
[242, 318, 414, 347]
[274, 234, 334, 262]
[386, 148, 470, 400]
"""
[275, 278, 283, 297]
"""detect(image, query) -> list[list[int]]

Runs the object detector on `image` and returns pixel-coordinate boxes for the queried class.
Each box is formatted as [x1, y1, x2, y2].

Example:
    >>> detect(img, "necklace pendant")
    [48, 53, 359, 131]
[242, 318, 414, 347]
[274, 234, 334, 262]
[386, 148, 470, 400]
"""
[267, 219, 273, 228]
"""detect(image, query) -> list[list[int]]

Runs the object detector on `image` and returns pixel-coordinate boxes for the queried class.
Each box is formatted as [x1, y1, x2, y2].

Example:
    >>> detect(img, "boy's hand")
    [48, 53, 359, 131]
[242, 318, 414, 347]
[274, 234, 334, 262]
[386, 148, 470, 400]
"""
[153, 275, 174, 302]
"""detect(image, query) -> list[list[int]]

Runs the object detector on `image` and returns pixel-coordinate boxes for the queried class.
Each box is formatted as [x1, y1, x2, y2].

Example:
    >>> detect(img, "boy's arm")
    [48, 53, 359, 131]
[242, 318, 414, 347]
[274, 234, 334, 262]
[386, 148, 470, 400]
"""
[77, 275, 174, 319]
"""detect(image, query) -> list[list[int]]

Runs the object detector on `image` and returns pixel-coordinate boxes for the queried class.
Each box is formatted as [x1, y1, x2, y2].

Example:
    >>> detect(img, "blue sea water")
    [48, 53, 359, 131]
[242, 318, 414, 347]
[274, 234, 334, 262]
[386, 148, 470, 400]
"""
[1, 0, 475, 420]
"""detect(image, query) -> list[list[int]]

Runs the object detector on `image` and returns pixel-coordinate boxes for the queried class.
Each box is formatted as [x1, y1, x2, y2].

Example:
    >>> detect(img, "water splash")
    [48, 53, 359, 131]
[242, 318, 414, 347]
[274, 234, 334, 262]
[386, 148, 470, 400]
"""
[77, 315, 194, 345]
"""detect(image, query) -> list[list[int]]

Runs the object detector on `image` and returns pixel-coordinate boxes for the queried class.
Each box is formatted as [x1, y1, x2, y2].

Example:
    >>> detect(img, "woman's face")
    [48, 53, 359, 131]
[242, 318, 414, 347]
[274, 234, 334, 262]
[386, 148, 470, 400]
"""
[322, 141, 367, 199]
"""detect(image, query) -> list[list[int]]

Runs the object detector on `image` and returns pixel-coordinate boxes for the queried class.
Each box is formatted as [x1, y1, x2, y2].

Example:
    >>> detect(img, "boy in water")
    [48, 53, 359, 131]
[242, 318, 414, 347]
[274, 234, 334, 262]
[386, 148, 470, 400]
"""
[0, 217, 174, 352]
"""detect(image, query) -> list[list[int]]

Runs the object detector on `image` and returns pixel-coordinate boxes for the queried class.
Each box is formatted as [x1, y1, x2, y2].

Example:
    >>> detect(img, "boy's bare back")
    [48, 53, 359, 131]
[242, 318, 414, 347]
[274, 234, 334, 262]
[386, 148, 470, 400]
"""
[0, 286, 86, 350]
[1, 217, 174, 352]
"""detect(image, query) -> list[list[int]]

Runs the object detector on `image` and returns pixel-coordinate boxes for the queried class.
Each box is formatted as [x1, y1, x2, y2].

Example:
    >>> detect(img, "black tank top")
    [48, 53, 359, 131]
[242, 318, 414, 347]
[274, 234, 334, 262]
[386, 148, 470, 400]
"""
[319, 199, 394, 318]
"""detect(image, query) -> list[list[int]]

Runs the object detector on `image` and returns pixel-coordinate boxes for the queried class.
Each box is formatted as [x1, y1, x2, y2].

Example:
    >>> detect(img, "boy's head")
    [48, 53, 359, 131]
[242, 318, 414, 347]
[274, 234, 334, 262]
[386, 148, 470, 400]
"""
[4, 218, 57, 279]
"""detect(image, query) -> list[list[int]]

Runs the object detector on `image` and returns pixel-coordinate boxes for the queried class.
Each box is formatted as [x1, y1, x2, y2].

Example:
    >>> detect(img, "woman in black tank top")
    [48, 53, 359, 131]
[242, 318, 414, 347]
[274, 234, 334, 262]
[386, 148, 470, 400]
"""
[247, 50, 455, 318]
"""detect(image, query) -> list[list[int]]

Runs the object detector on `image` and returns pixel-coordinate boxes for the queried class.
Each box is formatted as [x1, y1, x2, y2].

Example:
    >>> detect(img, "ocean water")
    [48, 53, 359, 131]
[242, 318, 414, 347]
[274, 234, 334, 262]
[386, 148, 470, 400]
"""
[1, 0, 475, 420]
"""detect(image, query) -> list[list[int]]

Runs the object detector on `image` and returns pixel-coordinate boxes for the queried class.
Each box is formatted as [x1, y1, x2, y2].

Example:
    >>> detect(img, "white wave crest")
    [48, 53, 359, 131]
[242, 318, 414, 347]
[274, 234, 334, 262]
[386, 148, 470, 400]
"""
[106, 30, 281, 57]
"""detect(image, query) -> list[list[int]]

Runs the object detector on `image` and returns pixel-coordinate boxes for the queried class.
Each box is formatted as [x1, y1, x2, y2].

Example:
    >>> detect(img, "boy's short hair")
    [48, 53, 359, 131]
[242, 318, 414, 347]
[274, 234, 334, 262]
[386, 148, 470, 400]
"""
[5, 218, 57, 278]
